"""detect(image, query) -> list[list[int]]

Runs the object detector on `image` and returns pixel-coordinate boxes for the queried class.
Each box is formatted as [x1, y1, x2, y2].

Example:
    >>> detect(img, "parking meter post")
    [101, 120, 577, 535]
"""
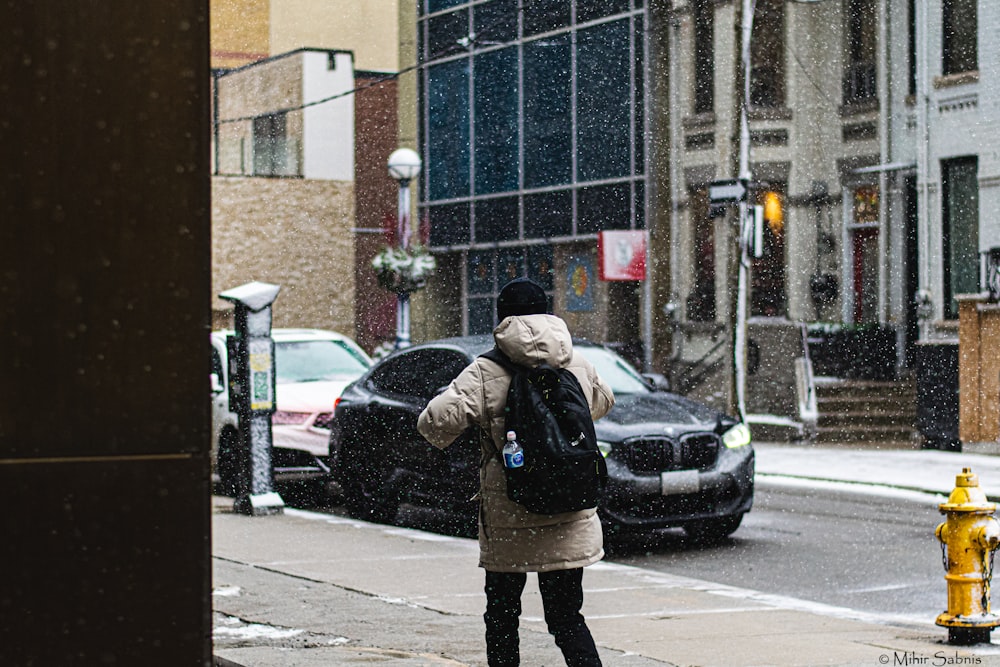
[219, 281, 285, 516]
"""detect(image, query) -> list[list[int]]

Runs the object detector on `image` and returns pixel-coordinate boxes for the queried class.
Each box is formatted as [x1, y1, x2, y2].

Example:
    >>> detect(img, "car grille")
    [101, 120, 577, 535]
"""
[617, 433, 720, 475]
[272, 411, 309, 425]
[606, 482, 743, 520]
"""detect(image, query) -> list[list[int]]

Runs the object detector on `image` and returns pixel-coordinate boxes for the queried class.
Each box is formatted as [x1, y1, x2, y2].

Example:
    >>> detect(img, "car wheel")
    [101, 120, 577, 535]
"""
[683, 514, 743, 543]
[217, 428, 241, 497]
[340, 443, 397, 524]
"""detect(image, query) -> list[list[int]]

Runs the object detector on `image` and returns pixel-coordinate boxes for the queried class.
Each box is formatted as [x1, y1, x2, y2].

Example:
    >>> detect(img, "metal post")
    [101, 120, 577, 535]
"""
[732, 0, 755, 422]
[395, 177, 411, 349]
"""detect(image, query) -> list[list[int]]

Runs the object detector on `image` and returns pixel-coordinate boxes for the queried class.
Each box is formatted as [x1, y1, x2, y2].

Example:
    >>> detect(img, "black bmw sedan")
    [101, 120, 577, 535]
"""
[329, 335, 754, 541]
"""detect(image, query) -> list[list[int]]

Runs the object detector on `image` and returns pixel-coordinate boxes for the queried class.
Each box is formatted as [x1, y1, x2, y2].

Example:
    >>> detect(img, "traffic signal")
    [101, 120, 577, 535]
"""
[763, 190, 783, 235]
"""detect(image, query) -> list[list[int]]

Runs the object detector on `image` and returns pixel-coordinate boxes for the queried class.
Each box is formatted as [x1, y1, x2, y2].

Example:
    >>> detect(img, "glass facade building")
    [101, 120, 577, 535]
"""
[417, 0, 647, 334]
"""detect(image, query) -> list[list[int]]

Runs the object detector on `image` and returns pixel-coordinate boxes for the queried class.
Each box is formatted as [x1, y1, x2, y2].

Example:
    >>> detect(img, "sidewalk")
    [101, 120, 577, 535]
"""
[212, 443, 1000, 667]
[755, 441, 1000, 500]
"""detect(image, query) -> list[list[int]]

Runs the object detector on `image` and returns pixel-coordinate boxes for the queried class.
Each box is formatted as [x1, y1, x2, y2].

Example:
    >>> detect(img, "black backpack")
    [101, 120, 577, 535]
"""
[480, 347, 608, 515]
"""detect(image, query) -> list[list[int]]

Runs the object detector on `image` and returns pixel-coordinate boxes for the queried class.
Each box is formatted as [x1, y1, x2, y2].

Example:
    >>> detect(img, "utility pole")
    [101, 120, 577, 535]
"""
[723, 0, 755, 422]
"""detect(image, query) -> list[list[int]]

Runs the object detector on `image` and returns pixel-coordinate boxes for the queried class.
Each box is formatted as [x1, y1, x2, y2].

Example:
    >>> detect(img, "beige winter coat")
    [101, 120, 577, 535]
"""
[417, 314, 615, 573]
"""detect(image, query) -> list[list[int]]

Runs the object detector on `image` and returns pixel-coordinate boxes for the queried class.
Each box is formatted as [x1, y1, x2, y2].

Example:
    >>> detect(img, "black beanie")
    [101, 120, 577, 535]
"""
[497, 278, 548, 321]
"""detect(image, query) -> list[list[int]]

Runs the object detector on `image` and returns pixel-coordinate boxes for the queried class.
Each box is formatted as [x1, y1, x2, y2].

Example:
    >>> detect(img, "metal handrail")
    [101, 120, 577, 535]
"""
[672, 337, 728, 395]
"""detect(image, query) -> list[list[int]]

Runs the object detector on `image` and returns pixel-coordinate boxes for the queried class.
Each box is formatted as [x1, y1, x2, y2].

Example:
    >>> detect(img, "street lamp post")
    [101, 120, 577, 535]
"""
[387, 147, 422, 349]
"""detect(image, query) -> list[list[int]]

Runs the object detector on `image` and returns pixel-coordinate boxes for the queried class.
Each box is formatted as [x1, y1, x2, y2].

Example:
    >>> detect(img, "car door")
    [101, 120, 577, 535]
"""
[364, 348, 474, 503]
[402, 348, 478, 497]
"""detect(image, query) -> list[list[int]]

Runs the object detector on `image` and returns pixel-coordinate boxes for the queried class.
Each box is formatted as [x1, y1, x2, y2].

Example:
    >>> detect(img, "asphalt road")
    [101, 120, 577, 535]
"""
[603, 484, 947, 624]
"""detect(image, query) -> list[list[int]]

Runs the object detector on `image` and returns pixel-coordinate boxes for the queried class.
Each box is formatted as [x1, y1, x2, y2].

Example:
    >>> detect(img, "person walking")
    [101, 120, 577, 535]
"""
[418, 277, 615, 667]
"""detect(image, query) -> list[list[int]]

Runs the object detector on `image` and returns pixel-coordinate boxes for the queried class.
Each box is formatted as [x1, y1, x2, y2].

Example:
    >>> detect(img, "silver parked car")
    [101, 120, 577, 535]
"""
[210, 328, 372, 496]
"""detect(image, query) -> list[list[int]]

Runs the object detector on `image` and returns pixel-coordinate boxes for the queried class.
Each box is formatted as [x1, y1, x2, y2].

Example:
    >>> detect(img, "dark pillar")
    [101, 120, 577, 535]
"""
[0, 2, 212, 664]
[916, 343, 961, 451]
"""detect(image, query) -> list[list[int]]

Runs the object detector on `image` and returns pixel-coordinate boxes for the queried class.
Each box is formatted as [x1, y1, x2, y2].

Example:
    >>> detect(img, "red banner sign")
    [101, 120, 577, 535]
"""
[598, 230, 647, 281]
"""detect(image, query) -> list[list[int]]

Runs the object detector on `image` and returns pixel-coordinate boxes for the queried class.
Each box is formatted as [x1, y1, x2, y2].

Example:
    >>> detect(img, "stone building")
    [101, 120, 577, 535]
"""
[914, 0, 1000, 334]
[666, 0, 1000, 442]
[665, 0, 920, 425]
[913, 1, 1000, 448]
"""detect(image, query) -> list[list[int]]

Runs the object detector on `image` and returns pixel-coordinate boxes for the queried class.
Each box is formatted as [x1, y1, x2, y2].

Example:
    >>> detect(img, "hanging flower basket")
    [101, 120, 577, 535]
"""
[371, 245, 436, 295]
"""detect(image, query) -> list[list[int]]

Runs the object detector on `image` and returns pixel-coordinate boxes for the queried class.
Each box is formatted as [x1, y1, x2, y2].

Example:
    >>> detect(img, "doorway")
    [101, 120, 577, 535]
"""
[846, 185, 879, 325]
[851, 227, 879, 324]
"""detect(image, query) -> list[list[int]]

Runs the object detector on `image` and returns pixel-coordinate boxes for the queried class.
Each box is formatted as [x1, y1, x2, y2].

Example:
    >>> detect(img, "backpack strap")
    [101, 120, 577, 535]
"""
[479, 346, 518, 373]
[479, 347, 518, 460]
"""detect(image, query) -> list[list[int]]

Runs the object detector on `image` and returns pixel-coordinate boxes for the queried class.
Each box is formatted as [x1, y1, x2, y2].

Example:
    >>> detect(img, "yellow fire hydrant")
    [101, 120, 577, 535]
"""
[935, 467, 1000, 645]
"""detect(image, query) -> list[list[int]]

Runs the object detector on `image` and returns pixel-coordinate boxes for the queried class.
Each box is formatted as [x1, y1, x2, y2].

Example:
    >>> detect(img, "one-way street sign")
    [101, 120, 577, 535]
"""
[708, 178, 748, 203]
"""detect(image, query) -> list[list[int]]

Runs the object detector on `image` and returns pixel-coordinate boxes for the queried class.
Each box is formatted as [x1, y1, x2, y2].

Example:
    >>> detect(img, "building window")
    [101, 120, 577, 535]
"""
[474, 47, 519, 195]
[427, 202, 470, 247]
[578, 0, 631, 24]
[474, 0, 518, 45]
[427, 8, 468, 59]
[524, 190, 572, 239]
[474, 196, 519, 243]
[466, 246, 555, 335]
[577, 20, 632, 182]
[843, 0, 877, 103]
[578, 183, 631, 234]
[428, 0, 464, 13]
[942, 157, 979, 319]
[750, 0, 785, 109]
[427, 58, 470, 201]
[252, 113, 291, 176]
[687, 187, 716, 322]
[942, 0, 977, 76]
[524, 0, 571, 37]
[524, 33, 573, 189]
[418, 2, 646, 334]
[692, 0, 714, 114]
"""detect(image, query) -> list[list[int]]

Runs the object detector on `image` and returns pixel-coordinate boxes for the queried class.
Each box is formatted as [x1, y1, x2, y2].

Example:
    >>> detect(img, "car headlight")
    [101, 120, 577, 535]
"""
[596, 440, 613, 457]
[722, 423, 752, 449]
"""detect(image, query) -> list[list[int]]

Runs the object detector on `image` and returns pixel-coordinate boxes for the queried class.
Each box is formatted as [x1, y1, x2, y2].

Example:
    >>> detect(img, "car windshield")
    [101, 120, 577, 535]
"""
[275, 340, 370, 383]
[577, 346, 652, 395]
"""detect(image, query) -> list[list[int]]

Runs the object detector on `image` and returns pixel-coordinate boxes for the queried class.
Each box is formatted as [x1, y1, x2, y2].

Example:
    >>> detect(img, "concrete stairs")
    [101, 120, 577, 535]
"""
[814, 377, 919, 448]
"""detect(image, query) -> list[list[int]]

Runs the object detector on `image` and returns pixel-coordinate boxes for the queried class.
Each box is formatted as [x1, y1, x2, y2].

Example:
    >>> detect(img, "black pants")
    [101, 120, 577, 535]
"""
[484, 568, 602, 667]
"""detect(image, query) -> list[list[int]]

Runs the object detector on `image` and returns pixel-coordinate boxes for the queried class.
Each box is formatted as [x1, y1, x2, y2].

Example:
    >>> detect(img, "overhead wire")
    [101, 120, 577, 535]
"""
[215, 0, 519, 126]
[216, 48, 455, 126]
[789, 43, 839, 108]
[215, 0, 646, 126]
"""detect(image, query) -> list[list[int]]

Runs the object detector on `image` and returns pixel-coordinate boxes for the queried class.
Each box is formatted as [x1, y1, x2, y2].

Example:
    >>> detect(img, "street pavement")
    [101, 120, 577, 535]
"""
[212, 442, 1000, 667]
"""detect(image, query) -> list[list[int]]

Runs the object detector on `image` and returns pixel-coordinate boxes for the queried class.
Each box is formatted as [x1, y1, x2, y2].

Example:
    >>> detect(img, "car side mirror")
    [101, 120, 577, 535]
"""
[642, 372, 670, 392]
[210, 372, 225, 394]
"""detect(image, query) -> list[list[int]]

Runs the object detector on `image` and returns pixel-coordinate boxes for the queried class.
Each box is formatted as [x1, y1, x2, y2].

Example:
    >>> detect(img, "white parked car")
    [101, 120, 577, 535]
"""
[210, 328, 372, 496]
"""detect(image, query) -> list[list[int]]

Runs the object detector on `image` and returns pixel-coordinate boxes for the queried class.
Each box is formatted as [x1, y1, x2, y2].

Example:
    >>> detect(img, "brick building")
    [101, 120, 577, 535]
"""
[208, 1, 402, 352]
